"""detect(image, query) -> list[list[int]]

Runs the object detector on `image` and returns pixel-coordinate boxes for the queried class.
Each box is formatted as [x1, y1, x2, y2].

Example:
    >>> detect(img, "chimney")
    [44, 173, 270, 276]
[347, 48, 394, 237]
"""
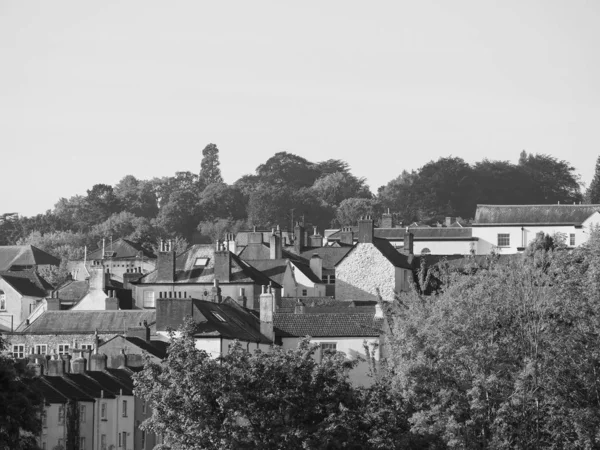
[46, 297, 61, 311]
[375, 302, 384, 319]
[27, 359, 43, 377]
[156, 239, 176, 283]
[111, 349, 128, 369]
[225, 233, 237, 254]
[123, 272, 143, 290]
[381, 209, 395, 228]
[47, 354, 65, 377]
[127, 320, 151, 343]
[214, 243, 231, 283]
[309, 255, 322, 280]
[403, 232, 414, 255]
[270, 232, 282, 259]
[61, 354, 72, 374]
[105, 296, 119, 310]
[211, 279, 223, 303]
[71, 356, 87, 374]
[445, 217, 456, 227]
[248, 230, 263, 244]
[358, 216, 374, 244]
[89, 353, 107, 371]
[295, 299, 305, 314]
[237, 287, 247, 308]
[340, 227, 354, 245]
[125, 354, 144, 368]
[294, 223, 305, 254]
[259, 285, 275, 342]
[309, 227, 323, 248]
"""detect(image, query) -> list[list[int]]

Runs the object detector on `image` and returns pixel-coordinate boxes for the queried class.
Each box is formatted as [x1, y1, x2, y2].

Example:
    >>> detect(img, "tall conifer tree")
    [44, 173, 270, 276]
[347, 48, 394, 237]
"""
[588, 156, 600, 203]
[199, 143, 223, 189]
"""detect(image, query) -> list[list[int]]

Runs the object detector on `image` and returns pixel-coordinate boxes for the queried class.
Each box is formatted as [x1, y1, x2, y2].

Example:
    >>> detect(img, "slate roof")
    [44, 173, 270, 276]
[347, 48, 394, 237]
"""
[100, 335, 168, 359]
[0, 245, 60, 270]
[186, 299, 272, 344]
[35, 378, 70, 403]
[328, 227, 474, 240]
[40, 376, 95, 402]
[278, 299, 377, 313]
[87, 239, 156, 261]
[136, 245, 277, 286]
[64, 373, 116, 399]
[289, 247, 352, 270]
[474, 204, 600, 225]
[274, 313, 383, 337]
[0, 270, 53, 297]
[247, 259, 323, 285]
[54, 280, 89, 302]
[84, 371, 133, 395]
[20, 310, 156, 334]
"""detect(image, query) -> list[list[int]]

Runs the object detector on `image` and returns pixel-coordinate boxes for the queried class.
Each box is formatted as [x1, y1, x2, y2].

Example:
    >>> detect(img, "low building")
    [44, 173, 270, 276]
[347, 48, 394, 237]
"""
[0, 270, 53, 332]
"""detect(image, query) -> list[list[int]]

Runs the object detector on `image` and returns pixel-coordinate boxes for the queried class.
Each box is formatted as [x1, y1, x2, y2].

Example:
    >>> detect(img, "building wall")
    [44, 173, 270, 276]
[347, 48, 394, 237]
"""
[472, 225, 589, 254]
[335, 243, 398, 301]
[389, 239, 476, 256]
[290, 265, 326, 298]
[134, 284, 259, 310]
[0, 278, 23, 331]
[280, 336, 380, 386]
[40, 402, 67, 450]
[6, 332, 115, 356]
[116, 394, 135, 450]
[97, 398, 118, 450]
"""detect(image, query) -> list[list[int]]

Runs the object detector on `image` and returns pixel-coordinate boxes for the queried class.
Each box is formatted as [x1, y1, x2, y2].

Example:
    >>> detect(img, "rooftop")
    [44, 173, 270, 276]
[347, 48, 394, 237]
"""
[0, 245, 60, 270]
[0, 270, 53, 297]
[86, 238, 156, 261]
[474, 204, 600, 225]
[274, 312, 383, 338]
[18, 310, 156, 334]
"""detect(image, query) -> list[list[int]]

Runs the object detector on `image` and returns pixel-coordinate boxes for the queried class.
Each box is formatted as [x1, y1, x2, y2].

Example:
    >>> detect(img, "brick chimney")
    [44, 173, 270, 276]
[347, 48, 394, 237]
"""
[47, 354, 65, 377]
[105, 290, 119, 310]
[127, 320, 151, 343]
[248, 228, 263, 244]
[211, 279, 223, 303]
[111, 349, 128, 368]
[340, 227, 354, 245]
[309, 255, 322, 280]
[270, 231, 282, 260]
[381, 209, 395, 228]
[294, 223, 305, 254]
[445, 217, 456, 227]
[309, 227, 323, 247]
[89, 352, 107, 371]
[213, 242, 231, 283]
[259, 285, 275, 342]
[403, 232, 414, 255]
[156, 239, 176, 283]
[358, 216, 374, 244]
[237, 288, 247, 308]
[71, 356, 87, 374]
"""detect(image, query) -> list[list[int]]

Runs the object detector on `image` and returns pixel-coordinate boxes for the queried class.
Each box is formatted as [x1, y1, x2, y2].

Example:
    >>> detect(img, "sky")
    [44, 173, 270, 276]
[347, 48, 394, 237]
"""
[1, 0, 599, 216]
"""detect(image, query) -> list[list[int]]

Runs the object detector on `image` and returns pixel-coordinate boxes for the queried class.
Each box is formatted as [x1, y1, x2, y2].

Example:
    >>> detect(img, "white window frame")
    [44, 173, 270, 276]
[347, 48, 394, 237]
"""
[58, 344, 70, 356]
[101, 402, 107, 420]
[143, 291, 156, 308]
[497, 233, 510, 247]
[80, 344, 94, 351]
[35, 344, 47, 355]
[12, 344, 25, 358]
[122, 400, 128, 417]
[570, 233, 576, 246]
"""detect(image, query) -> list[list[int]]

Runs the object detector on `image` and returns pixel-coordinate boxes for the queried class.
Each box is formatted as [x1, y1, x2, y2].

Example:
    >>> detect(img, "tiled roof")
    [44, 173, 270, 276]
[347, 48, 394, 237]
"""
[136, 246, 277, 286]
[20, 310, 156, 334]
[87, 239, 156, 261]
[328, 227, 473, 240]
[0, 245, 60, 270]
[245, 259, 288, 285]
[292, 247, 352, 270]
[474, 204, 600, 225]
[274, 313, 383, 338]
[278, 299, 377, 314]
[35, 378, 70, 403]
[99, 335, 168, 359]
[0, 270, 53, 297]
[55, 280, 89, 302]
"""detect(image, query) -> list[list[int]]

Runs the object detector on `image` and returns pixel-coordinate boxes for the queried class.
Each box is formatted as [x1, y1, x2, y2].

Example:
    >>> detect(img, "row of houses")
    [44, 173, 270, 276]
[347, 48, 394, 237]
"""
[2, 203, 600, 449]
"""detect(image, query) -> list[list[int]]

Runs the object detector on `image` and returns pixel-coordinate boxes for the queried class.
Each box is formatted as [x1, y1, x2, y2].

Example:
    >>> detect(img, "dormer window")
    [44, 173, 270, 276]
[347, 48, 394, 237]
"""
[195, 258, 209, 267]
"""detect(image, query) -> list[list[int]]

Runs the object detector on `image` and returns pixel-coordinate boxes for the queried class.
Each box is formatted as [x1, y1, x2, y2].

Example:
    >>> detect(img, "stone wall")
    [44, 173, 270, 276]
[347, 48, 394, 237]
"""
[335, 243, 396, 301]
[5, 332, 115, 355]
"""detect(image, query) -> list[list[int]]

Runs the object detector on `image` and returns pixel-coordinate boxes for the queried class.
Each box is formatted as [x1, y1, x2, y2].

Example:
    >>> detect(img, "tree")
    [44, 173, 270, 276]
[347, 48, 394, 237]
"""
[154, 189, 200, 240]
[197, 183, 246, 221]
[256, 152, 320, 189]
[0, 335, 43, 450]
[587, 155, 600, 204]
[197, 218, 246, 244]
[472, 159, 532, 205]
[198, 143, 223, 189]
[377, 170, 420, 224]
[134, 322, 367, 449]
[336, 198, 381, 227]
[312, 172, 371, 207]
[114, 175, 159, 218]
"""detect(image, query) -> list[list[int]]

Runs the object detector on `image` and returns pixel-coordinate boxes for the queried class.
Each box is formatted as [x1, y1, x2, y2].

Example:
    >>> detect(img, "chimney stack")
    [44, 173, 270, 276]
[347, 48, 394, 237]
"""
[214, 243, 231, 283]
[340, 227, 354, 245]
[237, 288, 247, 308]
[403, 232, 414, 255]
[358, 216, 374, 244]
[309, 254, 322, 280]
[445, 217, 456, 227]
[259, 285, 275, 342]
[309, 227, 323, 247]
[47, 353, 65, 377]
[71, 356, 87, 374]
[211, 279, 223, 303]
[294, 223, 305, 254]
[89, 353, 107, 371]
[156, 239, 176, 283]
[270, 231, 282, 259]
[381, 209, 395, 228]
[295, 299, 305, 315]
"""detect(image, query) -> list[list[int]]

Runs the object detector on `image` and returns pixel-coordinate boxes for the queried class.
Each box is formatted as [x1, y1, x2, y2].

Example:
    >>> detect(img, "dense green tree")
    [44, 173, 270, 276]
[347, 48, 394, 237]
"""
[336, 198, 381, 227]
[312, 172, 371, 207]
[472, 159, 532, 205]
[0, 335, 43, 450]
[518, 152, 582, 203]
[152, 172, 200, 209]
[377, 170, 420, 224]
[256, 152, 321, 189]
[114, 175, 159, 218]
[197, 218, 247, 243]
[197, 183, 246, 221]
[315, 159, 351, 176]
[154, 189, 200, 240]
[198, 143, 223, 189]
[587, 155, 600, 204]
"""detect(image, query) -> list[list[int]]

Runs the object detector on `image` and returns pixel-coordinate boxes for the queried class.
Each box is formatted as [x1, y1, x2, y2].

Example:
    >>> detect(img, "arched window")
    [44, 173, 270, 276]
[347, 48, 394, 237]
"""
[0, 290, 5, 310]
[420, 248, 431, 255]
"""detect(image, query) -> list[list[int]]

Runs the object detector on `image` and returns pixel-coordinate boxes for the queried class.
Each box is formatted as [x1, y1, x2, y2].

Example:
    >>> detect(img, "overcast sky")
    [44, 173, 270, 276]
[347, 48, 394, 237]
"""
[1, 0, 599, 216]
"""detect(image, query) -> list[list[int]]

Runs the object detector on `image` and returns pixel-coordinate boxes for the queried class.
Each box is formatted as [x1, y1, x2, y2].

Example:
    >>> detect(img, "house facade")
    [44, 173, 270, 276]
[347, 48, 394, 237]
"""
[0, 270, 53, 332]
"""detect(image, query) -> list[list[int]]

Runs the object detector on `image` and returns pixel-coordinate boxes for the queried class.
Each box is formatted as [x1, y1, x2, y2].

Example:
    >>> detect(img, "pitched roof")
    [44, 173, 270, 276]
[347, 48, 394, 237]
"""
[55, 279, 89, 302]
[277, 299, 376, 314]
[99, 335, 168, 359]
[328, 227, 474, 240]
[136, 245, 277, 286]
[371, 238, 414, 269]
[20, 310, 156, 334]
[292, 247, 352, 270]
[474, 204, 600, 225]
[245, 259, 288, 285]
[0, 245, 60, 270]
[161, 298, 272, 344]
[39, 376, 95, 402]
[0, 270, 53, 297]
[64, 373, 116, 399]
[87, 239, 156, 260]
[84, 371, 133, 396]
[274, 313, 383, 337]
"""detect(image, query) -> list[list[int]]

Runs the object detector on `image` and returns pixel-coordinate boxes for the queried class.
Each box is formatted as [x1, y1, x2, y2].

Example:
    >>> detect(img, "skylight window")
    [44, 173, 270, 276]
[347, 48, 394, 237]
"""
[194, 257, 209, 267]
[211, 312, 226, 322]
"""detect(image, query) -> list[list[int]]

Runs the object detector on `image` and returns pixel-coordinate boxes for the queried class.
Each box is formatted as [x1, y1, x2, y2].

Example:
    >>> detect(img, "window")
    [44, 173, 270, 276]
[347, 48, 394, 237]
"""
[329, 275, 335, 284]
[211, 312, 226, 322]
[101, 434, 106, 450]
[79, 405, 86, 423]
[142, 400, 147, 414]
[119, 431, 127, 448]
[0, 290, 6, 310]
[497, 234, 510, 247]
[41, 408, 47, 428]
[570, 233, 576, 246]
[420, 248, 431, 255]
[143, 291, 155, 308]
[194, 257, 209, 266]
[58, 344, 69, 356]
[80, 344, 93, 351]
[35, 344, 47, 355]
[141, 430, 146, 448]
[80, 437, 86, 450]
[122, 400, 128, 417]
[58, 405, 65, 425]
[321, 275, 328, 283]
[302, 289, 308, 296]
[12, 345, 25, 358]
[321, 343, 337, 352]
[101, 402, 107, 420]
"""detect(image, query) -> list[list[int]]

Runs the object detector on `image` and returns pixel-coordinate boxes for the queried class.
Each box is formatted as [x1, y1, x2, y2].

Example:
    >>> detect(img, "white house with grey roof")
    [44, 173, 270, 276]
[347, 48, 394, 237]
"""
[472, 204, 600, 254]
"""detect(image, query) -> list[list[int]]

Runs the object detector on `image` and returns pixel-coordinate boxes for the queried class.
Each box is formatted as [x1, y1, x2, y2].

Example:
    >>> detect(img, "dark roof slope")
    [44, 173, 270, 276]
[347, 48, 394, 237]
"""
[84, 371, 133, 395]
[246, 259, 288, 285]
[474, 204, 600, 225]
[371, 238, 414, 269]
[99, 335, 168, 359]
[0, 245, 60, 270]
[41, 376, 95, 402]
[294, 247, 352, 270]
[0, 270, 53, 297]
[21, 310, 156, 334]
[55, 280, 89, 302]
[87, 239, 156, 260]
[64, 373, 116, 399]
[274, 313, 383, 337]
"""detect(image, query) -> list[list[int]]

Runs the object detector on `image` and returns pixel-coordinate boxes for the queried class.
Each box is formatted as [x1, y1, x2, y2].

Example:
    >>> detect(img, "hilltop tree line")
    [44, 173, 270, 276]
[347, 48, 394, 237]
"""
[1, 145, 599, 281]
[132, 232, 600, 449]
